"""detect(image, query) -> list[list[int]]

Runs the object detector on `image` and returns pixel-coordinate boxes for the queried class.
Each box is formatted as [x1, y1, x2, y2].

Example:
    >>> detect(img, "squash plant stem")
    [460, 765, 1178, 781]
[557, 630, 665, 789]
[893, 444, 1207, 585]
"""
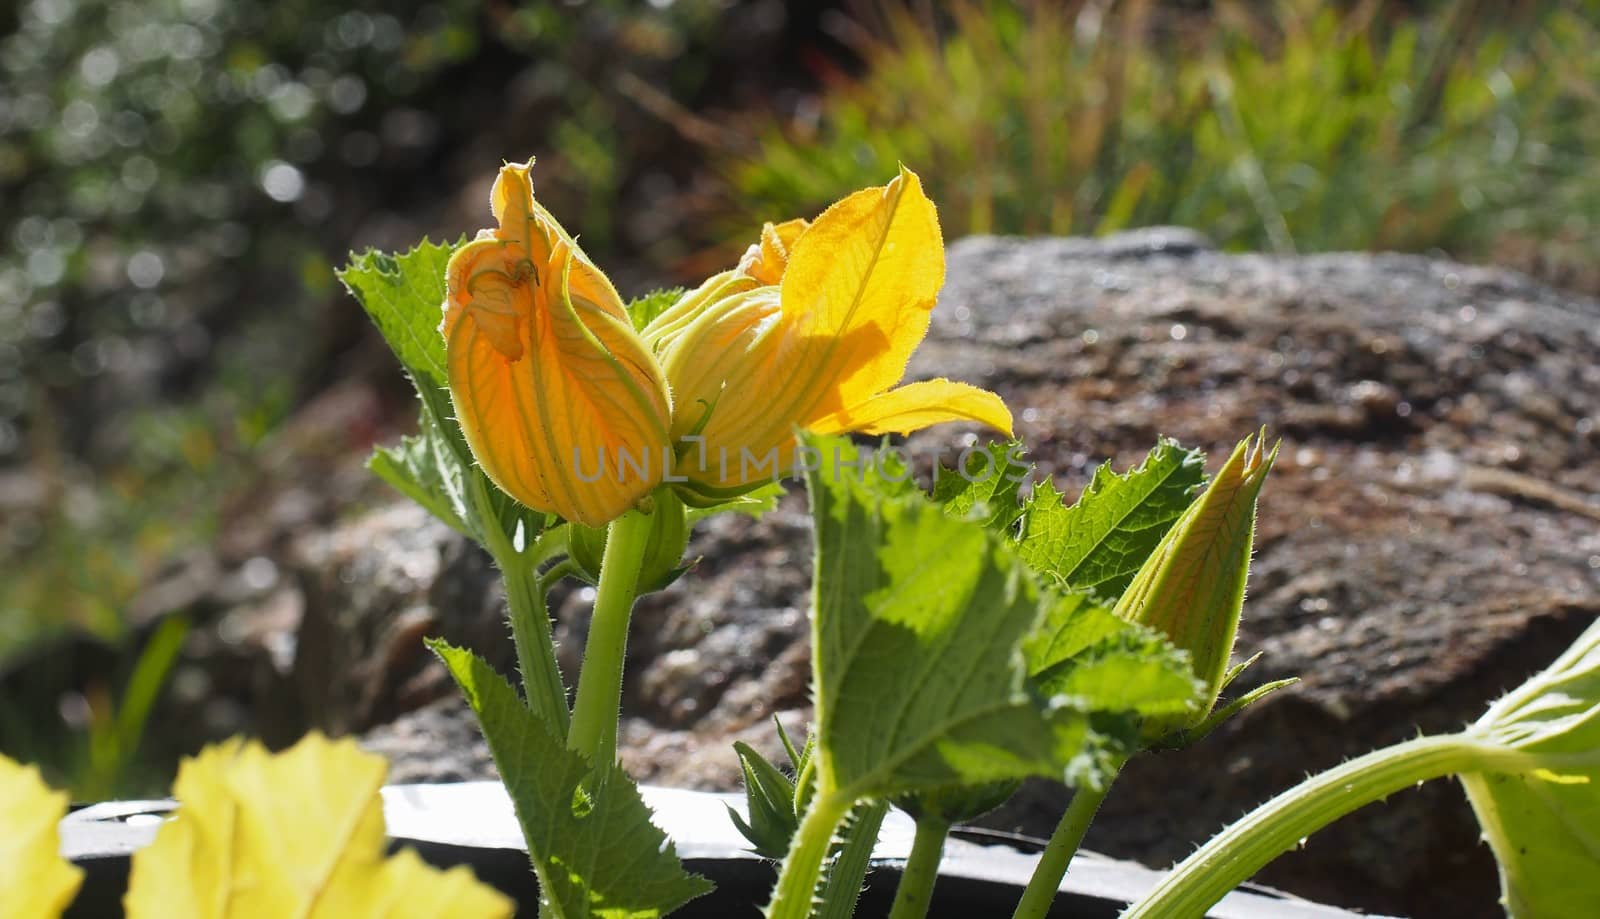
[887, 815, 952, 919]
[1123, 734, 1514, 918]
[768, 792, 853, 919]
[1012, 766, 1119, 919]
[567, 508, 653, 764]
[474, 475, 569, 733]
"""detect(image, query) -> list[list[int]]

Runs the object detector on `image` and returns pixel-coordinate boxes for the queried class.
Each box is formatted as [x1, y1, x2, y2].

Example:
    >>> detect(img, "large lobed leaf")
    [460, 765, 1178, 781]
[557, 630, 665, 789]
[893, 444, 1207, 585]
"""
[123, 734, 511, 918]
[1461, 617, 1600, 918]
[0, 755, 83, 918]
[804, 434, 1199, 803]
[432, 641, 712, 918]
[1018, 438, 1206, 602]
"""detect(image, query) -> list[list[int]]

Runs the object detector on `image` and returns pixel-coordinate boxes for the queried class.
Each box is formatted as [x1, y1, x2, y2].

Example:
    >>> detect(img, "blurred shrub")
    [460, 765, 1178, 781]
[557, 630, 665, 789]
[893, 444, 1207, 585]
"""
[724, 0, 1597, 271]
[0, 0, 743, 660]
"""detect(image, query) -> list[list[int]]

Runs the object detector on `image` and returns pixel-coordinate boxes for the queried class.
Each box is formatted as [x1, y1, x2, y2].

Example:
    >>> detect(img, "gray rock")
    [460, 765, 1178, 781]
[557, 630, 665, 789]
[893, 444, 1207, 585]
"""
[188, 231, 1597, 919]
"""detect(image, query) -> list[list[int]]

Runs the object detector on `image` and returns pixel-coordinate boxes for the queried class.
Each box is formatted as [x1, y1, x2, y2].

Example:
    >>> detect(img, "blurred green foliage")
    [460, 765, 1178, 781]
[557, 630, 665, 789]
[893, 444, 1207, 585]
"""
[726, 0, 1597, 270]
[0, 0, 738, 671]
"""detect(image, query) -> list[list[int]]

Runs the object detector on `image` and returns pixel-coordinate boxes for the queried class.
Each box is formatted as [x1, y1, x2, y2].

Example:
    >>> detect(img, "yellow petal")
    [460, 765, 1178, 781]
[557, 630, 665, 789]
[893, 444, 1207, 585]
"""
[0, 754, 83, 919]
[737, 217, 810, 286]
[446, 163, 672, 527]
[780, 164, 943, 415]
[125, 734, 512, 919]
[810, 378, 1014, 437]
[640, 268, 760, 353]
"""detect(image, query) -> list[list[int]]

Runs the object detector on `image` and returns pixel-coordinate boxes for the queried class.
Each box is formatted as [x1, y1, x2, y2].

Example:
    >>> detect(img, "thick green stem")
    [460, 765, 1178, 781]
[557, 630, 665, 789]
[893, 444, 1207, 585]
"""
[1124, 734, 1504, 918]
[767, 793, 852, 919]
[888, 816, 951, 919]
[1012, 769, 1119, 919]
[567, 509, 652, 765]
[502, 552, 569, 733]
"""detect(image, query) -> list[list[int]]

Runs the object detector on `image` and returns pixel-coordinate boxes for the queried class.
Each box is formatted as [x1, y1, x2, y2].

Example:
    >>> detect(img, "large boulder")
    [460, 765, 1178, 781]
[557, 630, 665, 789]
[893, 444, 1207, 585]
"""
[194, 230, 1599, 918]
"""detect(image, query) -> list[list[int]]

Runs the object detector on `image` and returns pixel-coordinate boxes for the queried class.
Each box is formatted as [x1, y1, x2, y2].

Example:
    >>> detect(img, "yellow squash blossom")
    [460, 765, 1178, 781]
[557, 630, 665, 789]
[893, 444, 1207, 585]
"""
[442, 161, 672, 527]
[647, 166, 1012, 495]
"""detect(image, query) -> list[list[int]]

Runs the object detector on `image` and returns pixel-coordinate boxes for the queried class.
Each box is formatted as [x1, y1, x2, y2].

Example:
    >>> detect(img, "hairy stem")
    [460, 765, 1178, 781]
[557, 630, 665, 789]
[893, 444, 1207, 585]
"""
[1012, 768, 1119, 919]
[1124, 734, 1510, 918]
[566, 509, 652, 764]
[501, 551, 569, 733]
[767, 792, 852, 919]
[473, 476, 568, 732]
[817, 800, 889, 919]
[888, 815, 951, 919]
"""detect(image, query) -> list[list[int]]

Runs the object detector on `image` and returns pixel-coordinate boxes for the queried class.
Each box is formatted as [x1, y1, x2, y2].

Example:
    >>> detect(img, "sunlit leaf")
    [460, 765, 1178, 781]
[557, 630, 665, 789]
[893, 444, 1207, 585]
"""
[431, 641, 712, 918]
[931, 440, 1030, 532]
[1018, 438, 1206, 601]
[1461, 618, 1600, 918]
[339, 239, 459, 391]
[123, 734, 512, 918]
[0, 755, 83, 919]
[805, 434, 1096, 800]
[626, 287, 687, 332]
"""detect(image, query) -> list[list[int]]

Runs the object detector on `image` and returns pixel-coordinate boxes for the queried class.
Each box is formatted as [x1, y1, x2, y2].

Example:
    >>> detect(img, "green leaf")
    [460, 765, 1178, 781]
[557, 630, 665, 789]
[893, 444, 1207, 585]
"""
[815, 799, 888, 919]
[338, 239, 460, 390]
[369, 430, 470, 537]
[1460, 618, 1600, 918]
[805, 434, 1096, 801]
[1018, 439, 1206, 602]
[1028, 601, 1201, 721]
[431, 641, 712, 918]
[931, 441, 1029, 532]
[626, 288, 687, 332]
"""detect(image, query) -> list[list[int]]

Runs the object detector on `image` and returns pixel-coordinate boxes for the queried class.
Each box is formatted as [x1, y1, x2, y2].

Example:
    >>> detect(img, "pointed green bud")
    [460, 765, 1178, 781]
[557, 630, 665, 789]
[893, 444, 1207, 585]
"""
[1111, 432, 1278, 737]
[727, 741, 802, 860]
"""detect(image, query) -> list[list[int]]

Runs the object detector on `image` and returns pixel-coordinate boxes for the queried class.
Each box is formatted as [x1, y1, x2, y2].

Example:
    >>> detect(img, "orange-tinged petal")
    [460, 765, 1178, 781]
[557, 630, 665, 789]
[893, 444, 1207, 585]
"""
[737, 218, 810, 286]
[810, 378, 1014, 437]
[445, 163, 670, 527]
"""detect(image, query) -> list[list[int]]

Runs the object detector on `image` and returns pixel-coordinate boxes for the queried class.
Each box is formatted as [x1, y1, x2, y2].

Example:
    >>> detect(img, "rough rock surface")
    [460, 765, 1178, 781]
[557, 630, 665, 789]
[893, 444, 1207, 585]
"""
[140, 229, 1600, 918]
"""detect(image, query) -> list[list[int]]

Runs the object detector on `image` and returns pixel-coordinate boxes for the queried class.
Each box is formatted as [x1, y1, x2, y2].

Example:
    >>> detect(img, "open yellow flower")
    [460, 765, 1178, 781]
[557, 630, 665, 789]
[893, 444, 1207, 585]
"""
[443, 161, 672, 527]
[647, 166, 1012, 496]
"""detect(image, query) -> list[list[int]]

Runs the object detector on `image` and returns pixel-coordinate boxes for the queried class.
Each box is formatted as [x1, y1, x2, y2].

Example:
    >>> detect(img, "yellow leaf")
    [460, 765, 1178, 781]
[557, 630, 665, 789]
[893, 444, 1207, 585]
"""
[0, 754, 83, 919]
[124, 733, 512, 919]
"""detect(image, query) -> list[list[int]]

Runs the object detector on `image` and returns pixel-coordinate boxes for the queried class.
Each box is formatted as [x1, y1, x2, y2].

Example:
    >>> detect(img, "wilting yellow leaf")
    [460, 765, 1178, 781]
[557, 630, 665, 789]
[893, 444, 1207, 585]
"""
[444, 160, 672, 527]
[0, 754, 83, 918]
[124, 733, 512, 919]
[649, 166, 1012, 493]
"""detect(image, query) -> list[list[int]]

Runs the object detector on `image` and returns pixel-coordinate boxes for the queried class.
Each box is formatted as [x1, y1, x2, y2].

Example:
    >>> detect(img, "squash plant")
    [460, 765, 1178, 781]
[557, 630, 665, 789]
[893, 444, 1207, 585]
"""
[4, 159, 1597, 918]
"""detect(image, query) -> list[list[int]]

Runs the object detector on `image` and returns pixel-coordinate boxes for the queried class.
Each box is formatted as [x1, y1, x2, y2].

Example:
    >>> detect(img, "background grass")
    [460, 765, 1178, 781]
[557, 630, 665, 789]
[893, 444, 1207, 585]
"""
[722, 0, 1596, 275]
